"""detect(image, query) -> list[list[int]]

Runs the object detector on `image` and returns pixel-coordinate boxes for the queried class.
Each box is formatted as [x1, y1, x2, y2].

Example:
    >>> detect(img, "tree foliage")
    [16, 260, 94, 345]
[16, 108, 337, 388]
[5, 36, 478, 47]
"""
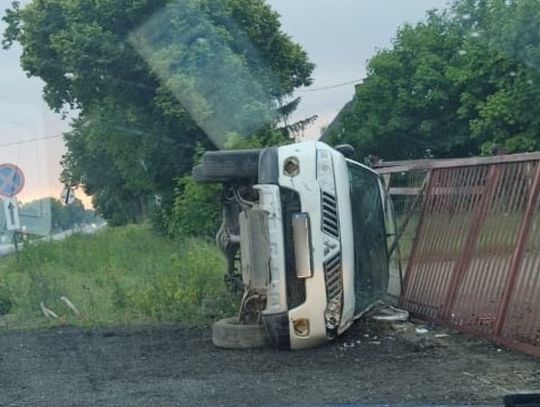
[3, 0, 314, 225]
[328, 0, 540, 161]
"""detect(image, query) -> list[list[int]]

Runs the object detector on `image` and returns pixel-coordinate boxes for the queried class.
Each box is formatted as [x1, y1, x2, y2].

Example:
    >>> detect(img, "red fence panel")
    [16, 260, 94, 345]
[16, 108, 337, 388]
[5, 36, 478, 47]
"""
[378, 156, 540, 357]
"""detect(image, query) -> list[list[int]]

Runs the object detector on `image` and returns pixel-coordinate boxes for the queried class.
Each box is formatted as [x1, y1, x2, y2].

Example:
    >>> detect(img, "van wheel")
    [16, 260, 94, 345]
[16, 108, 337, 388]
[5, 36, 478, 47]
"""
[192, 150, 260, 183]
[212, 317, 270, 349]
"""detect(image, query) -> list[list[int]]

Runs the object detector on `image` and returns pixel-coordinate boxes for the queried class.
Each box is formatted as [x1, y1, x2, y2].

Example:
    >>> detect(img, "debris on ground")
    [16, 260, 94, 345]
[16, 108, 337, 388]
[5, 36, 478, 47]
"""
[60, 296, 80, 317]
[369, 301, 410, 322]
[339, 301, 457, 352]
[40, 302, 59, 320]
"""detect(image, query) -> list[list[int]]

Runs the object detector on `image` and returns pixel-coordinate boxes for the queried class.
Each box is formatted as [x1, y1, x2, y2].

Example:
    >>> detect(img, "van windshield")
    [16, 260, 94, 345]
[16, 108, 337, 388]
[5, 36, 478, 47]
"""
[347, 162, 389, 313]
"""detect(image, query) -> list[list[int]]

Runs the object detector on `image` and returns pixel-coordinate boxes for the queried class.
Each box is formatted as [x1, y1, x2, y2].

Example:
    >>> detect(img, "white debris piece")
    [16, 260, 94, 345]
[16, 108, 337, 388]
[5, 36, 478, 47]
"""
[60, 296, 80, 317]
[40, 302, 58, 320]
[371, 304, 409, 322]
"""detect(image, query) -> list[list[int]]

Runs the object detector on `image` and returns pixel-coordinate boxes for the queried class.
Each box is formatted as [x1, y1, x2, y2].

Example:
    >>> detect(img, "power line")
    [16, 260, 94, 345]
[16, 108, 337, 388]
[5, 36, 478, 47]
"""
[296, 78, 363, 93]
[0, 80, 364, 149]
[0, 134, 63, 148]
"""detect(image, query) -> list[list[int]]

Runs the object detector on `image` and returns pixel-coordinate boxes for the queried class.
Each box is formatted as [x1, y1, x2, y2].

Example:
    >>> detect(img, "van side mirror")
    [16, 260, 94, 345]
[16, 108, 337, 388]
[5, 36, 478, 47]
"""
[334, 144, 355, 158]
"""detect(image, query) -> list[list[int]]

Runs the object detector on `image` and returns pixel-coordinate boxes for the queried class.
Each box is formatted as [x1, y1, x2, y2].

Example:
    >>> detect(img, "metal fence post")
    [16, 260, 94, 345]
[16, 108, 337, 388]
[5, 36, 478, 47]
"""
[399, 170, 435, 305]
[493, 160, 540, 337]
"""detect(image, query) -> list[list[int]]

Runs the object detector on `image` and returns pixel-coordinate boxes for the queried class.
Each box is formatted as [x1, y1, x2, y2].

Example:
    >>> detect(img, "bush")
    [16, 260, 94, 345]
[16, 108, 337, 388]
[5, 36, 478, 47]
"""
[127, 239, 238, 323]
[167, 176, 222, 239]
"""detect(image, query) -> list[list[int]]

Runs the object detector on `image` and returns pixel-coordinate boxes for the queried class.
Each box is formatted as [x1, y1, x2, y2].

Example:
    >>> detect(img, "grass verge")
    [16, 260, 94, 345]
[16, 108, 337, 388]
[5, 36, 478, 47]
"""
[0, 224, 238, 330]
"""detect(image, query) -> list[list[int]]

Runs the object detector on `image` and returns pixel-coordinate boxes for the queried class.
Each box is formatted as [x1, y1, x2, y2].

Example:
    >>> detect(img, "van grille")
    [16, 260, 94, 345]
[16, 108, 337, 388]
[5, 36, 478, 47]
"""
[281, 188, 306, 308]
[324, 253, 342, 301]
[322, 192, 339, 238]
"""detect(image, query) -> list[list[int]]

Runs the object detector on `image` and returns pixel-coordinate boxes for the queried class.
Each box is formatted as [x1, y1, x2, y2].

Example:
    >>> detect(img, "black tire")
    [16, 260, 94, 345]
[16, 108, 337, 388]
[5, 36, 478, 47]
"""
[192, 150, 260, 183]
[212, 317, 270, 349]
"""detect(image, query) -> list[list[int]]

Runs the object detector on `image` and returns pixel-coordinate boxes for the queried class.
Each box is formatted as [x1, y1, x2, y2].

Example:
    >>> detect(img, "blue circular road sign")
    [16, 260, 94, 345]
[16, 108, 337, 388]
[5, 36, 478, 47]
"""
[0, 164, 25, 198]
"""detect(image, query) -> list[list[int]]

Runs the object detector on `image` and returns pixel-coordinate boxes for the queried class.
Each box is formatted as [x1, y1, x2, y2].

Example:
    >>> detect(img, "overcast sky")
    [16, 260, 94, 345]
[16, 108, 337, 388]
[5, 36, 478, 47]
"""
[0, 0, 449, 205]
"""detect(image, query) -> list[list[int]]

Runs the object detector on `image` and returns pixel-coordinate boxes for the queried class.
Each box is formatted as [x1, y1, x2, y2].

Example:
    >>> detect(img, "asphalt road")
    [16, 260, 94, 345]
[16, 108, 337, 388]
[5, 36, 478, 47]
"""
[0, 321, 538, 407]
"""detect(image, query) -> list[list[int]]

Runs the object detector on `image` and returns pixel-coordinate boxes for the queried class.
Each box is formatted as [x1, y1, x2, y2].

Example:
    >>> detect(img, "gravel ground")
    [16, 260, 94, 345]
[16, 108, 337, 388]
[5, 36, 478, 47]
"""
[0, 320, 538, 407]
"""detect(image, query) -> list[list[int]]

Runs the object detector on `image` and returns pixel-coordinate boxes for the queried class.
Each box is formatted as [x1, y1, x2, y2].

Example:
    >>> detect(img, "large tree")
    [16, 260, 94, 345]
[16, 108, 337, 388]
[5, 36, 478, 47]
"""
[328, 0, 540, 161]
[3, 0, 314, 222]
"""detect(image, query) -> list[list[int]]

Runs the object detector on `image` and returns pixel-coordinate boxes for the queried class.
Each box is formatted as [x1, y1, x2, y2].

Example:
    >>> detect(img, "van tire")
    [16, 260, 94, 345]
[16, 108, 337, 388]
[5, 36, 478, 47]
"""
[192, 150, 260, 183]
[212, 317, 270, 349]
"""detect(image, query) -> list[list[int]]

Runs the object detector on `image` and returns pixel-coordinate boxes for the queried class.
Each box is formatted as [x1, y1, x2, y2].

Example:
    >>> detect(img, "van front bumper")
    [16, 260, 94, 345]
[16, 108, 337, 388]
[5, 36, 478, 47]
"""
[256, 182, 329, 350]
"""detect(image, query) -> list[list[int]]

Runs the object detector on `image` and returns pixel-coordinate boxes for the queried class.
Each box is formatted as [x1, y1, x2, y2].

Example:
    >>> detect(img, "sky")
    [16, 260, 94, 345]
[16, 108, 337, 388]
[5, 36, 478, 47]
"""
[268, 0, 450, 138]
[0, 0, 450, 207]
[0, 1, 71, 205]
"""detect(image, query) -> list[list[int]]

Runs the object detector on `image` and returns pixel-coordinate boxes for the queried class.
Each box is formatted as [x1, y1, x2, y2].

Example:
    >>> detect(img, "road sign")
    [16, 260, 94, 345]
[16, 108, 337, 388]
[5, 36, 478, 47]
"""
[61, 187, 75, 205]
[3, 197, 20, 231]
[0, 164, 25, 198]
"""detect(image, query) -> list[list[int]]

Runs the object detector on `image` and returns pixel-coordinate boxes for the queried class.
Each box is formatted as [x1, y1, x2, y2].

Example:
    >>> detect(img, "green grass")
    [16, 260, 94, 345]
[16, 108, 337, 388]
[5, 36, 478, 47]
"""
[0, 225, 238, 330]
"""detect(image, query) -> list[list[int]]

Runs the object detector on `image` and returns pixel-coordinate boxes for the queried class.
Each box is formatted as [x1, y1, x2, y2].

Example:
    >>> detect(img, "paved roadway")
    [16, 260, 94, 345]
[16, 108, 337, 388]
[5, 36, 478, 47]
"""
[0, 224, 106, 257]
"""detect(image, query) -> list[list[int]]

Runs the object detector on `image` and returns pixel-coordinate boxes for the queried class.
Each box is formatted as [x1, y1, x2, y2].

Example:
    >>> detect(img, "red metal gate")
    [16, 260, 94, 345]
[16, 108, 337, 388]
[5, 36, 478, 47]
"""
[376, 153, 540, 357]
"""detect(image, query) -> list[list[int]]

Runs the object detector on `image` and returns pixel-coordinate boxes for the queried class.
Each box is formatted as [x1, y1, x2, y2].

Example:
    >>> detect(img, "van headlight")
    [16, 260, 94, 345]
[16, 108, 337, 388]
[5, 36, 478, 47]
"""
[284, 156, 300, 176]
[325, 296, 342, 330]
[317, 150, 335, 194]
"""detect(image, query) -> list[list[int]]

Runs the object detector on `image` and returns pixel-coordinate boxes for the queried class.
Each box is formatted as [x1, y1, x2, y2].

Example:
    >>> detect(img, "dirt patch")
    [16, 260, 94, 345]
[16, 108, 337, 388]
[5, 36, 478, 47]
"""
[0, 321, 538, 407]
